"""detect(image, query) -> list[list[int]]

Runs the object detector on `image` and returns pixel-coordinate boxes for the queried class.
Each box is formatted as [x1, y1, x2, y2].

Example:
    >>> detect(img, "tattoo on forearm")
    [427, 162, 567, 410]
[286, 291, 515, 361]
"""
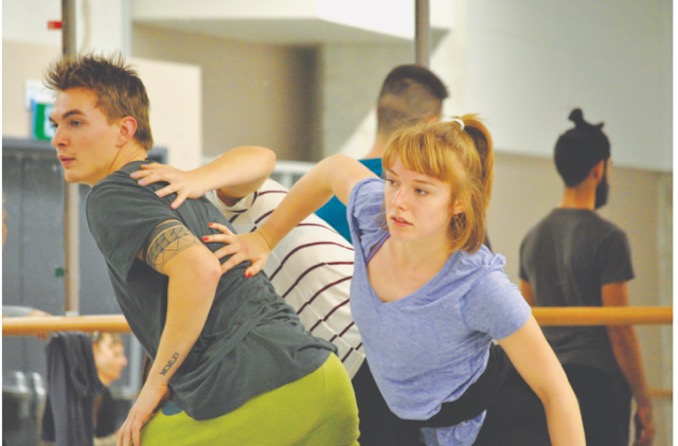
[145, 220, 197, 271]
[159, 352, 181, 376]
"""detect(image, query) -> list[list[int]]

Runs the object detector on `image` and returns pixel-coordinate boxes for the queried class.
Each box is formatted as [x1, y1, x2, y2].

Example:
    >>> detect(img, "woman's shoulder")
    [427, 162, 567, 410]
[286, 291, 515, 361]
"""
[352, 176, 383, 196]
[456, 245, 506, 274]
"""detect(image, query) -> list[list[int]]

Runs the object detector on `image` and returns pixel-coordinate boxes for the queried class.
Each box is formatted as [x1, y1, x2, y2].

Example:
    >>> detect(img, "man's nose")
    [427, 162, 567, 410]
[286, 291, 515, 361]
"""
[50, 125, 65, 148]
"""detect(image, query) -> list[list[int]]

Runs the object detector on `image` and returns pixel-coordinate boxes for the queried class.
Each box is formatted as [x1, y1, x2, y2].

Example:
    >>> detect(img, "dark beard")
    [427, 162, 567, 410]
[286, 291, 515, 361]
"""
[594, 171, 609, 209]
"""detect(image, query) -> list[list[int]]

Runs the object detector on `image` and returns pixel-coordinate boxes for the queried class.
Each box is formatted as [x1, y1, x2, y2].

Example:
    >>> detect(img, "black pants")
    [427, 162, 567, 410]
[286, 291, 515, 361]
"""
[564, 365, 631, 446]
[473, 368, 550, 445]
[352, 360, 422, 446]
[353, 351, 551, 446]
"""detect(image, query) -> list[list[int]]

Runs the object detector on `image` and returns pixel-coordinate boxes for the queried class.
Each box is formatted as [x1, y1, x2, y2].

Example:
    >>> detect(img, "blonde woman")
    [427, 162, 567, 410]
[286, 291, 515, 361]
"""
[210, 116, 585, 445]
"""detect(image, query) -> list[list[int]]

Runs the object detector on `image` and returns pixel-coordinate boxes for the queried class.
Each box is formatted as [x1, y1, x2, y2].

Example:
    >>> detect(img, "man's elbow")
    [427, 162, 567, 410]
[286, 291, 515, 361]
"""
[198, 256, 222, 287]
[173, 253, 222, 291]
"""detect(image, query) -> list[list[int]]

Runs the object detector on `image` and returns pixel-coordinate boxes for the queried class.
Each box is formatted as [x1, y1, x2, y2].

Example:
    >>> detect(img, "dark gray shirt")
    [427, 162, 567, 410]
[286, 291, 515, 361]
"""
[86, 161, 334, 420]
[519, 208, 634, 375]
[41, 332, 103, 446]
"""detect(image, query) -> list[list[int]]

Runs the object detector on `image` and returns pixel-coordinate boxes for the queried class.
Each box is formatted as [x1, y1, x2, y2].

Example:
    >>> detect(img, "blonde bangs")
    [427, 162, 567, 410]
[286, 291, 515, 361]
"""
[383, 124, 459, 183]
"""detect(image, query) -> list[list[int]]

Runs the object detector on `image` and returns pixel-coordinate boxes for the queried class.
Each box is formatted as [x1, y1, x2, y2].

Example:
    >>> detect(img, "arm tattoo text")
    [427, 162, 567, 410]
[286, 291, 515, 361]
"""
[159, 352, 181, 376]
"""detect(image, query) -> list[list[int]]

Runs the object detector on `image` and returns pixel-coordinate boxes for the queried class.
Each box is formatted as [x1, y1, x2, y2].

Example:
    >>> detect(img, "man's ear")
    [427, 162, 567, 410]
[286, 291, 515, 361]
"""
[117, 116, 138, 146]
[428, 113, 442, 124]
[590, 159, 605, 181]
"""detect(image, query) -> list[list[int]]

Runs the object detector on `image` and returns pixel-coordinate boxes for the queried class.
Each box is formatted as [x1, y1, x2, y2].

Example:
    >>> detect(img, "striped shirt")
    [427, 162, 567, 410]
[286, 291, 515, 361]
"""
[206, 179, 365, 378]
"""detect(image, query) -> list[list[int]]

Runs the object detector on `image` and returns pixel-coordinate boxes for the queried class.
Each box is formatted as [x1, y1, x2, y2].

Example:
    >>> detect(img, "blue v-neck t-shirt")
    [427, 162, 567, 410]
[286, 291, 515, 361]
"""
[347, 178, 531, 445]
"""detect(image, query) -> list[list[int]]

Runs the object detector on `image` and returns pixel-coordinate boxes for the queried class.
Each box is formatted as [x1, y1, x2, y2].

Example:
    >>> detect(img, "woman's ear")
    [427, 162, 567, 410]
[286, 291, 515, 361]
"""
[117, 116, 138, 147]
[451, 199, 464, 216]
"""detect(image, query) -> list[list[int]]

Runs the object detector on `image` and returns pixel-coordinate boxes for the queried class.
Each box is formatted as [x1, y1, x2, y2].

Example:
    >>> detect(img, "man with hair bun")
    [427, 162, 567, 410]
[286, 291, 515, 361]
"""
[519, 108, 655, 446]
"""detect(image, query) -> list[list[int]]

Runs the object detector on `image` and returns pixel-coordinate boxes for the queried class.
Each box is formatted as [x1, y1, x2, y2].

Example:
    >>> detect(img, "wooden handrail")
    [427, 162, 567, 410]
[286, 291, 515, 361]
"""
[532, 306, 672, 326]
[3, 315, 130, 335]
[2, 308, 672, 402]
[1, 306, 672, 336]
[650, 388, 673, 400]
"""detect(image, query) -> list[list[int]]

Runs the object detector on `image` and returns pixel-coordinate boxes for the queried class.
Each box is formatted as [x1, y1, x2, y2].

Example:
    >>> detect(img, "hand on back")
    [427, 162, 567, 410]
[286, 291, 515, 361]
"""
[131, 163, 206, 209]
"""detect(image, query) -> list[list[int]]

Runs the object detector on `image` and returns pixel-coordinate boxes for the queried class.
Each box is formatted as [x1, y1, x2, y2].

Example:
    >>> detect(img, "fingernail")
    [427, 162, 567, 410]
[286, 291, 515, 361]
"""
[138, 179, 146, 185]
[245, 271, 252, 279]
[130, 172, 137, 179]
[207, 222, 214, 227]
[202, 236, 209, 242]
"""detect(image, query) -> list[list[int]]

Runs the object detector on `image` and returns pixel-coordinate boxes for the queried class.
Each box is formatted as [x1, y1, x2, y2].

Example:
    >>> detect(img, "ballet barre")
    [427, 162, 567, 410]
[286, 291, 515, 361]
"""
[3, 314, 130, 335]
[2, 306, 672, 336]
[531, 306, 672, 326]
[3, 308, 672, 400]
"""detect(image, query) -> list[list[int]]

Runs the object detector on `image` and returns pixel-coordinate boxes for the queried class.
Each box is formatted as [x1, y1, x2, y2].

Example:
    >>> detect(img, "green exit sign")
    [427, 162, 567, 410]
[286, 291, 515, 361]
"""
[32, 101, 55, 141]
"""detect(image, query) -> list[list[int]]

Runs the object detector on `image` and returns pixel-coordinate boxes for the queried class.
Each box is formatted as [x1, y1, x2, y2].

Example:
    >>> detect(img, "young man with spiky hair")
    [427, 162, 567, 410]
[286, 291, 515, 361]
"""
[46, 53, 359, 446]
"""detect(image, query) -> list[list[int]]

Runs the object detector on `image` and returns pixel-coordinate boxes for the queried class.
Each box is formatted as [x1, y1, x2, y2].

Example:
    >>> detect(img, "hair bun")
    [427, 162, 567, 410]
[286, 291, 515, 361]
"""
[567, 108, 605, 130]
[568, 108, 585, 127]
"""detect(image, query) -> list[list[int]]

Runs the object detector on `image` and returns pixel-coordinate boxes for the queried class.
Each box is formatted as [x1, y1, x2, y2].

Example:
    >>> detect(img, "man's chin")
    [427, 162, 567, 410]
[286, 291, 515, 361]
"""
[62, 171, 76, 183]
[63, 171, 85, 185]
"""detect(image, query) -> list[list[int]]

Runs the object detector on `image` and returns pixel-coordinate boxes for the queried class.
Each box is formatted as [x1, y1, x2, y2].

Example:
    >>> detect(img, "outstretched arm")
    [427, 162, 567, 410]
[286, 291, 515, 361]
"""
[131, 146, 276, 208]
[118, 220, 221, 446]
[498, 316, 585, 446]
[204, 154, 375, 276]
[602, 282, 654, 446]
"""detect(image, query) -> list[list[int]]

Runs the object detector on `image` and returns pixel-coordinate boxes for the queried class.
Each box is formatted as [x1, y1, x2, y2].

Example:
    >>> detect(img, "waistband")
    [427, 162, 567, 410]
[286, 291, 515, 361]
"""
[402, 343, 512, 428]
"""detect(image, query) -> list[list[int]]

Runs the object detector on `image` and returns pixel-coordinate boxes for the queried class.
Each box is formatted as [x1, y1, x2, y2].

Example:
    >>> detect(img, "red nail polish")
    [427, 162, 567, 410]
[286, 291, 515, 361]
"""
[245, 271, 252, 279]
[202, 236, 209, 242]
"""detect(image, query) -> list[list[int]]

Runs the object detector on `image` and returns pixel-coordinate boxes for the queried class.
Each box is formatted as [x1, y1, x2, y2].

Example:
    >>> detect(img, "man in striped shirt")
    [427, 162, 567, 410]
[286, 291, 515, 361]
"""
[206, 177, 364, 377]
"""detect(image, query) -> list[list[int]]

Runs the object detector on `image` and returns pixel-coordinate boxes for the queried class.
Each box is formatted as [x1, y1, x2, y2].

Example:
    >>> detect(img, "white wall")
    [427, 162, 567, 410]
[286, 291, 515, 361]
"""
[464, 0, 672, 171]
[2, 0, 61, 47]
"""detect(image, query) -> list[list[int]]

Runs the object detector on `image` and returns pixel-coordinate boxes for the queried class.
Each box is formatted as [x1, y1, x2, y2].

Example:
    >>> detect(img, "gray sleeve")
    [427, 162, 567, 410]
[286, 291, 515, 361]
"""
[2, 305, 34, 317]
[87, 178, 178, 281]
[599, 228, 634, 284]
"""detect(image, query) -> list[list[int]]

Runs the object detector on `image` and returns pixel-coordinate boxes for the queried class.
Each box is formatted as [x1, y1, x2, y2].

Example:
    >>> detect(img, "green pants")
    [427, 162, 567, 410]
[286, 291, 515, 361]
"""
[141, 354, 360, 445]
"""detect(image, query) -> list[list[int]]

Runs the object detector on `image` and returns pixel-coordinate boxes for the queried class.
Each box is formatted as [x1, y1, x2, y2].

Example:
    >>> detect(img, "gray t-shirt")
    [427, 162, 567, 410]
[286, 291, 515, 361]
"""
[519, 208, 634, 375]
[86, 161, 334, 420]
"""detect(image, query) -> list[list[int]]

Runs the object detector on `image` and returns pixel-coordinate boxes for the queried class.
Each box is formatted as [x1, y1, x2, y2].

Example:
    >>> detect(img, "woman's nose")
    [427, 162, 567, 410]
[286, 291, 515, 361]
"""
[390, 188, 407, 209]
